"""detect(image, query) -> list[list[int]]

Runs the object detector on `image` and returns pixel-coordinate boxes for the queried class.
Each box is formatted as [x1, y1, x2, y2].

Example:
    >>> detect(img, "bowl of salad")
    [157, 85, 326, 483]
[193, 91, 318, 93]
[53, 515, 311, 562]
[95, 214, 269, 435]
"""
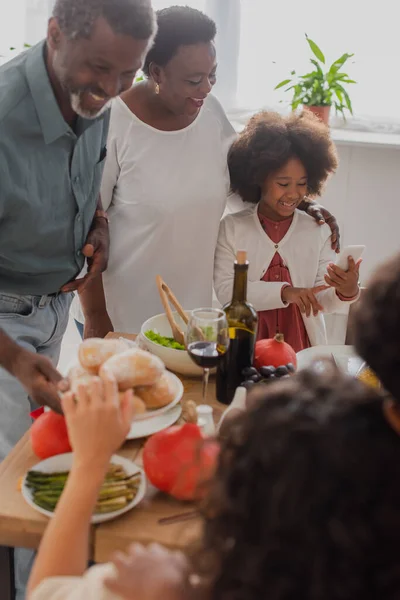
[139, 311, 203, 377]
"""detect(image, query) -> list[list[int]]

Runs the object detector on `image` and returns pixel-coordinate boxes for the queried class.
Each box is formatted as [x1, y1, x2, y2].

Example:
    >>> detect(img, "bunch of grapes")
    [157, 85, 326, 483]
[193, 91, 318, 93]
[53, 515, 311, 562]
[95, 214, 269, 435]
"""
[240, 363, 295, 390]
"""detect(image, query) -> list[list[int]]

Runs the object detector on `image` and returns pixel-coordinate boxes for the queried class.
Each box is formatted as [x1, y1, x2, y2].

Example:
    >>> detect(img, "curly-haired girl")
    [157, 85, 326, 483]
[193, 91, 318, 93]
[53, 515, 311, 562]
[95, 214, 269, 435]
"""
[29, 365, 400, 600]
[193, 366, 400, 600]
[214, 111, 361, 351]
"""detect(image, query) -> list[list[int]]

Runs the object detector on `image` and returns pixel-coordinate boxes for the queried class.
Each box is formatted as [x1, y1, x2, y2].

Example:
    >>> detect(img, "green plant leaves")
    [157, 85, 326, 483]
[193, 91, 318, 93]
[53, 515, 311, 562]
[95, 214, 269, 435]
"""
[275, 35, 355, 117]
[274, 79, 292, 90]
[306, 35, 325, 64]
[329, 52, 354, 75]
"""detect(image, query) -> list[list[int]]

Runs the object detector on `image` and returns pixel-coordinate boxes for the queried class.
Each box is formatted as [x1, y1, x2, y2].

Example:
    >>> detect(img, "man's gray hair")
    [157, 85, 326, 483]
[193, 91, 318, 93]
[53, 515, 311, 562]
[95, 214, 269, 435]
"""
[53, 0, 156, 41]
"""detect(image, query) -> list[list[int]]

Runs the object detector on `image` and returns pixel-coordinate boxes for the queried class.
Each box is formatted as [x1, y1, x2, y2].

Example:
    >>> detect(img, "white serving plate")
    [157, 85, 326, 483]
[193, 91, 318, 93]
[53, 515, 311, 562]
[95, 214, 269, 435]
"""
[22, 453, 146, 524]
[296, 345, 364, 377]
[139, 311, 204, 377]
[127, 404, 182, 440]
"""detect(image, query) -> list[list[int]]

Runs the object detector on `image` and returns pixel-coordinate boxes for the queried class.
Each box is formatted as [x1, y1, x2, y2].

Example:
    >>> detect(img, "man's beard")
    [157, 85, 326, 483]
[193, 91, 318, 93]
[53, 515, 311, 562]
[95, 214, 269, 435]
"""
[70, 90, 112, 119]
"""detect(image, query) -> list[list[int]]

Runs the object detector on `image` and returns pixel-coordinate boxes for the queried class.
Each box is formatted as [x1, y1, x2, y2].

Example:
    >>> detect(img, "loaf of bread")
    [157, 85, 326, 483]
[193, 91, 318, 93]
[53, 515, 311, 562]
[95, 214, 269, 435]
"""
[118, 391, 147, 416]
[136, 373, 176, 409]
[100, 348, 165, 390]
[78, 338, 129, 374]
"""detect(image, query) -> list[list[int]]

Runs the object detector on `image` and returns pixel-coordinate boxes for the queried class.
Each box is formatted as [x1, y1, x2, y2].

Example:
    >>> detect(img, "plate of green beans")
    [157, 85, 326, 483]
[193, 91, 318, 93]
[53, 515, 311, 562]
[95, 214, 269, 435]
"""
[22, 453, 146, 524]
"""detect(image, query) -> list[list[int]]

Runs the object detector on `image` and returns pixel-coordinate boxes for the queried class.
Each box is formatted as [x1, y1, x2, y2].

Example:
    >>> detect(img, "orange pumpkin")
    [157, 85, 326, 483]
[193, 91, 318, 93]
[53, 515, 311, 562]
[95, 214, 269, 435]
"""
[254, 333, 297, 370]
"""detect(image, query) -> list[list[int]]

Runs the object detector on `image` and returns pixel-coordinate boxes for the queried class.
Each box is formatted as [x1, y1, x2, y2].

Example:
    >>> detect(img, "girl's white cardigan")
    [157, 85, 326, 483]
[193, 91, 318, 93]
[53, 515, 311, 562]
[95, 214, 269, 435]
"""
[213, 205, 359, 346]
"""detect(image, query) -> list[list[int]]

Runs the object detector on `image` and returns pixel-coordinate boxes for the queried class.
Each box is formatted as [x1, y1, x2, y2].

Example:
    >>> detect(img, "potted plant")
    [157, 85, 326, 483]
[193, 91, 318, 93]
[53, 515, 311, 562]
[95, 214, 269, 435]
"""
[275, 35, 356, 124]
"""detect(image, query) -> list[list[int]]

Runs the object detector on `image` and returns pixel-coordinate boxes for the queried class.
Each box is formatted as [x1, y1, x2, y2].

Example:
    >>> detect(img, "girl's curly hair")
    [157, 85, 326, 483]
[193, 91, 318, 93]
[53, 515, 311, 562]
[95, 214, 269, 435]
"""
[228, 111, 338, 204]
[353, 251, 400, 401]
[190, 367, 400, 600]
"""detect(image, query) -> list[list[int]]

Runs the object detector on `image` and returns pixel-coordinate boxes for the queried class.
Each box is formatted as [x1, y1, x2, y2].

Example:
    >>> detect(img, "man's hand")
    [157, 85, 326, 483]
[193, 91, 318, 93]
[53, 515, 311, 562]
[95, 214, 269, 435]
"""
[9, 348, 63, 413]
[105, 543, 188, 600]
[299, 200, 340, 253]
[61, 217, 109, 294]
[325, 256, 361, 299]
[83, 310, 114, 339]
[282, 284, 329, 317]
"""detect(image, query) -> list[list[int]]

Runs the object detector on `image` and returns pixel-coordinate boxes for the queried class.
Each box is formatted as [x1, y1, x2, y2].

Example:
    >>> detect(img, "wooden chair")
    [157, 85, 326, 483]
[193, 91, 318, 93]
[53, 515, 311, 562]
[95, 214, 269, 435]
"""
[345, 287, 366, 346]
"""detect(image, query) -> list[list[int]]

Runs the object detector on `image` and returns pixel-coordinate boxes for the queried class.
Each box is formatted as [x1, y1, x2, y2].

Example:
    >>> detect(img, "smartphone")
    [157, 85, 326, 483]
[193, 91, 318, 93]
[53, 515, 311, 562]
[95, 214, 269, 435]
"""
[335, 245, 365, 271]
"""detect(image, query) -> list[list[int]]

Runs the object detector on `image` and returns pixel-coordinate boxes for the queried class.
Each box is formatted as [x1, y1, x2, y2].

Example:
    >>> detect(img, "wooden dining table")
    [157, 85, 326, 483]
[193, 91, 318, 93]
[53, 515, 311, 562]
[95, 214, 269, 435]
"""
[0, 332, 225, 599]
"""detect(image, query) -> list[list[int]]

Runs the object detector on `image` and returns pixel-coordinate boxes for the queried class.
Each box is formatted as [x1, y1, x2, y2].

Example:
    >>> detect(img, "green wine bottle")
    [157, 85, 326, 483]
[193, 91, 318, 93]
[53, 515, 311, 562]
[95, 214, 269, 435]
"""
[216, 250, 258, 405]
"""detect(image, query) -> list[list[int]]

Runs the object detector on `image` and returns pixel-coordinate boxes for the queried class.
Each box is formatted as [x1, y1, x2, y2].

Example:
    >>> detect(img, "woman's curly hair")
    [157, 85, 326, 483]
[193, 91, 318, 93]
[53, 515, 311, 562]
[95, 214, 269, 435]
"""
[353, 252, 400, 400]
[228, 111, 338, 204]
[190, 367, 400, 600]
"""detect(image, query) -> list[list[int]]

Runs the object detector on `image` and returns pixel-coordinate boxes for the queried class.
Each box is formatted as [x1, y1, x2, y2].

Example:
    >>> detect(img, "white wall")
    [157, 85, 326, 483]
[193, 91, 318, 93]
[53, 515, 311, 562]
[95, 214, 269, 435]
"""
[317, 140, 400, 344]
[320, 141, 400, 285]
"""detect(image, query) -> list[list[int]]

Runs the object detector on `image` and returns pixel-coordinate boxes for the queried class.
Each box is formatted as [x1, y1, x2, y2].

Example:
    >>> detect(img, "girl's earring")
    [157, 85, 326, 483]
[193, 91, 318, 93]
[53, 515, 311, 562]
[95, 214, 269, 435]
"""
[155, 82, 160, 95]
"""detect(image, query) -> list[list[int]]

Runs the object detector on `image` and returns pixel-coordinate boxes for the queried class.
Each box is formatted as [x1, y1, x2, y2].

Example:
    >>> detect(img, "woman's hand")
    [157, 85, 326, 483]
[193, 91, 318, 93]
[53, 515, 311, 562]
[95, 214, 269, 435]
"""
[324, 256, 361, 299]
[105, 543, 188, 600]
[61, 373, 135, 470]
[299, 200, 340, 253]
[282, 284, 329, 317]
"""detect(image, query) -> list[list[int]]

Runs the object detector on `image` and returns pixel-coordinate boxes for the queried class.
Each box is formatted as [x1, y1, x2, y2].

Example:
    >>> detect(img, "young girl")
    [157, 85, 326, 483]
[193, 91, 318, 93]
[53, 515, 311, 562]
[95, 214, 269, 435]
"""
[197, 366, 400, 600]
[214, 111, 360, 351]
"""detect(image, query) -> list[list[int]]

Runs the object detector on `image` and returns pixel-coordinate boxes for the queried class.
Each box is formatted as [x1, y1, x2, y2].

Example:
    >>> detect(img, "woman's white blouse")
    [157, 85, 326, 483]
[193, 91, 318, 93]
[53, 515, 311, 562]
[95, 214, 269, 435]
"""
[72, 94, 236, 332]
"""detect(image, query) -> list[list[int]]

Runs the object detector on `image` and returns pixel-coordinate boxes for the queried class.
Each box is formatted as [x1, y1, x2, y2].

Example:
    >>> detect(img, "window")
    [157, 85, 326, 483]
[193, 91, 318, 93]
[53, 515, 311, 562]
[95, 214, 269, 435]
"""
[2, 0, 399, 124]
[236, 0, 400, 122]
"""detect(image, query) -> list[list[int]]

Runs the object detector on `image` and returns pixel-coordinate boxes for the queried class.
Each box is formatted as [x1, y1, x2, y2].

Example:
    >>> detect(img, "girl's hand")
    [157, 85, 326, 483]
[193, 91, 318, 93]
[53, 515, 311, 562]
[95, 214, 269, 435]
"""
[61, 373, 135, 470]
[281, 285, 329, 317]
[105, 543, 188, 600]
[324, 256, 361, 299]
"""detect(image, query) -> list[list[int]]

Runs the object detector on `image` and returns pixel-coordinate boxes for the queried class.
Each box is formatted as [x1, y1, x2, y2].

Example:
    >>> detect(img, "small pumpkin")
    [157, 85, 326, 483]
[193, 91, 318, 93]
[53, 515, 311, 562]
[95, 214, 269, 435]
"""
[254, 333, 297, 370]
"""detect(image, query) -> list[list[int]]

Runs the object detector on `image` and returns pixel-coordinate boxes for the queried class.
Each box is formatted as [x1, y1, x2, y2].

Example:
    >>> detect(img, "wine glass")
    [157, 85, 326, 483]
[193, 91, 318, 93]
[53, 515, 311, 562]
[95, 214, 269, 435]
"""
[186, 308, 229, 402]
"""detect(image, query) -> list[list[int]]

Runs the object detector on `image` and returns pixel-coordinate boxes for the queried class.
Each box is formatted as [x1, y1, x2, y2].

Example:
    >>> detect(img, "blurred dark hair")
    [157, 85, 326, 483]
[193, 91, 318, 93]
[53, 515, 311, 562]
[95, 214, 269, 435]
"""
[53, 0, 156, 41]
[228, 110, 338, 204]
[190, 367, 400, 600]
[353, 252, 400, 400]
[143, 5, 216, 76]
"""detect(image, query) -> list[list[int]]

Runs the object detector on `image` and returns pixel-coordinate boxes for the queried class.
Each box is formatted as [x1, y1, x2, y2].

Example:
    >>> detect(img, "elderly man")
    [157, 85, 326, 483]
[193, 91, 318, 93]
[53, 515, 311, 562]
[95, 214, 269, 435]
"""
[0, 0, 156, 596]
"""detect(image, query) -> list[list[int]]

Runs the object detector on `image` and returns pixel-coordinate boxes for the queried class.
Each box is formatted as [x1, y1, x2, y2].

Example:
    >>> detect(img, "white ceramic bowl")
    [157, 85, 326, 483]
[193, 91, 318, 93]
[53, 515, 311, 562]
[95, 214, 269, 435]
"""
[139, 311, 203, 377]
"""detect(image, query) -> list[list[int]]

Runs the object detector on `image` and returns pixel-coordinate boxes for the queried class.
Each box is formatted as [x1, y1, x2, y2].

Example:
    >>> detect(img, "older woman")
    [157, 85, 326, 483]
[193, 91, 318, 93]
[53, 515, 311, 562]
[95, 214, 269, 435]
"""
[73, 6, 339, 337]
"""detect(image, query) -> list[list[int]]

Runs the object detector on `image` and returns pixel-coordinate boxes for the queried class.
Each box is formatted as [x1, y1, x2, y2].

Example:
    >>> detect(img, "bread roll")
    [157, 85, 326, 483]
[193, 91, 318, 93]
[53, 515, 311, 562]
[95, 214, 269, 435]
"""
[136, 373, 176, 409]
[118, 391, 147, 417]
[68, 364, 90, 381]
[79, 338, 129, 374]
[68, 365, 96, 395]
[100, 348, 165, 390]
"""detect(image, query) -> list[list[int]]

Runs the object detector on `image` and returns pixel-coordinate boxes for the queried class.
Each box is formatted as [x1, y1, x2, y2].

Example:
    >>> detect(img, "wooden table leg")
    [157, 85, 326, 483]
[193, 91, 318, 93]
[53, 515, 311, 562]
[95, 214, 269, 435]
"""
[0, 546, 15, 600]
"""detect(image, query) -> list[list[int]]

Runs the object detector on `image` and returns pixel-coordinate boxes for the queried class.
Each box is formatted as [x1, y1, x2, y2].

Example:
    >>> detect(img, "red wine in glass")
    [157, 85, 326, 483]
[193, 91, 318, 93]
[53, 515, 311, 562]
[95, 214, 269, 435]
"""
[186, 308, 229, 402]
[187, 341, 227, 369]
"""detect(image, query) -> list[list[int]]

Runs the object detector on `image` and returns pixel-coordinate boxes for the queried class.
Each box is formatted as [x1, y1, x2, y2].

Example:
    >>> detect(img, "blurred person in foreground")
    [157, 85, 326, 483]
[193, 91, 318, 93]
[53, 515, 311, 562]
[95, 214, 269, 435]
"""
[29, 362, 400, 600]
